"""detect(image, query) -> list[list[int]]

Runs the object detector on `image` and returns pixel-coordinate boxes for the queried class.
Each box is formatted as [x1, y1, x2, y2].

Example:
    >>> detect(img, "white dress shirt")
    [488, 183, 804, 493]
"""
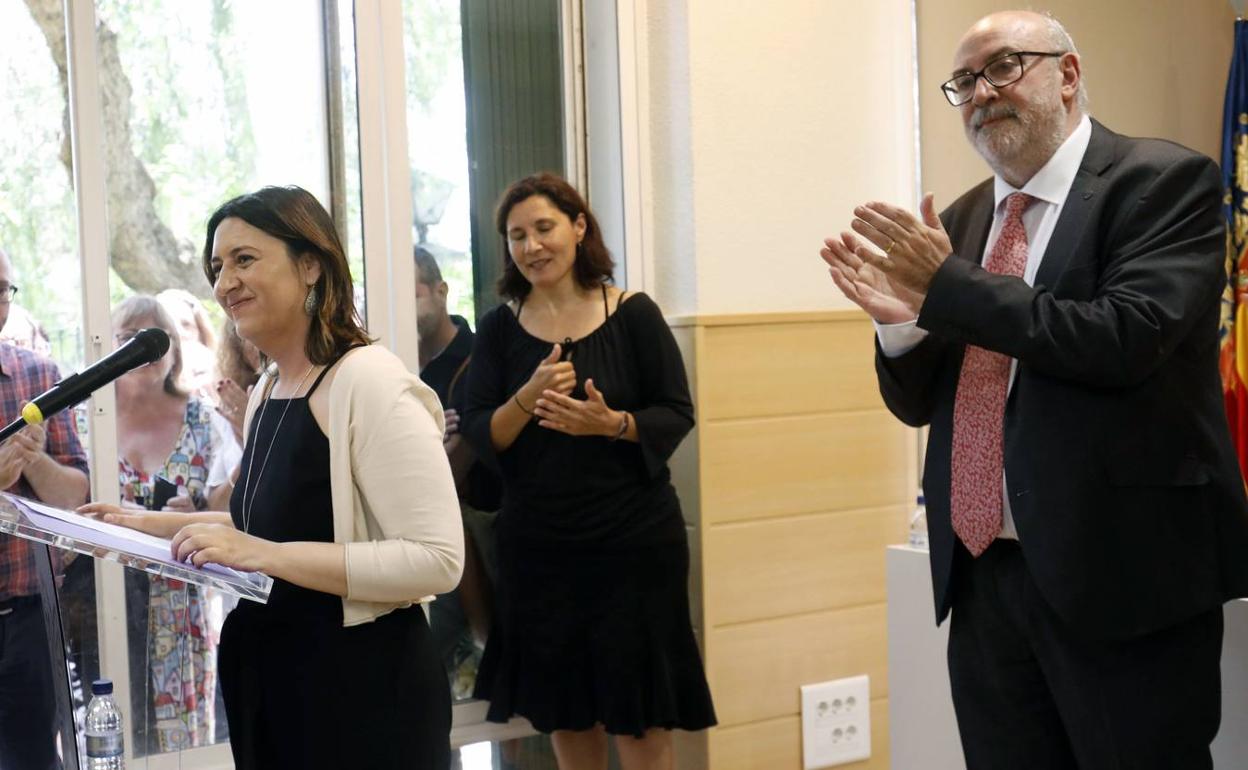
[877, 114, 1093, 540]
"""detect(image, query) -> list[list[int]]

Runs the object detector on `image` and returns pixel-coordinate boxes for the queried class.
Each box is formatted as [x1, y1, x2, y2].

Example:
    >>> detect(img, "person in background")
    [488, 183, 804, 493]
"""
[83, 185, 463, 769]
[0, 245, 90, 770]
[111, 294, 238, 753]
[414, 245, 499, 699]
[205, 319, 260, 512]
[213, 319, 261, 444]
[157, 288, 217, 398]
[0, 301, 53, 359]
[821, 10, 1248, 767]
[463, 173, 715, 770]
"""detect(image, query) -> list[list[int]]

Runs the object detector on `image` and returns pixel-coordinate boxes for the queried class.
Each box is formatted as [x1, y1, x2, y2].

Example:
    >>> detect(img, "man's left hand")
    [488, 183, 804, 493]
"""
[17, 422, 46, 452]
[443, 408, 460, 442]
[850, 193, 952, 294]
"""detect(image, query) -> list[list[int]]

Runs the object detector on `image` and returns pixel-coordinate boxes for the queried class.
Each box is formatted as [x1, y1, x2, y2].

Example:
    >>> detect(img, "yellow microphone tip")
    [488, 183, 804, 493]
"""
[21, 402, 44, 425]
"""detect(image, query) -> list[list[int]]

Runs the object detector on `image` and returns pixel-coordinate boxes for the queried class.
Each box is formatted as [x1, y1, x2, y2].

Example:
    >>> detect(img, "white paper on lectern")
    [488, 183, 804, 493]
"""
[10, 495, 259, 584]
[21, 497, 174, 551]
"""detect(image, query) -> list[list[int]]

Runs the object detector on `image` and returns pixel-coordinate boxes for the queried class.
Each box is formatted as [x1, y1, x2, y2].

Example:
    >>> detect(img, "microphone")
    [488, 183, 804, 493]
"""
[0, 327, 171, 443]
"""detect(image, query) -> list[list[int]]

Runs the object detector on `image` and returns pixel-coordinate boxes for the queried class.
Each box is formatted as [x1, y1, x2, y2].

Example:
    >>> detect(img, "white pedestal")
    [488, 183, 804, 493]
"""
[886, 545, 964, 770]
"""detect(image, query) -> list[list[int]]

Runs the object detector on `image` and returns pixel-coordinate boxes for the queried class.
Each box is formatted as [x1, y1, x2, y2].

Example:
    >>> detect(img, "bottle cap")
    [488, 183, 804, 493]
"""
[91, 679, 113, 696]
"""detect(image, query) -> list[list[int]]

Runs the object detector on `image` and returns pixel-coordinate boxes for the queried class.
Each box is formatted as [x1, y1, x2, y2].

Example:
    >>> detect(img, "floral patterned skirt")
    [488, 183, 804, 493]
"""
[147, 577, 217, 751]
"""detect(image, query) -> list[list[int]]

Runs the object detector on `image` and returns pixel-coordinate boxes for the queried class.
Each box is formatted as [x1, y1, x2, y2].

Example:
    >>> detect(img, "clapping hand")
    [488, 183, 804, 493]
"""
[821, 230, 925, 324]
[515, 343, 576, 412]
[528, 343, 576, 396]
[216, 378, 252, 442]
[822, 194, 952, 321]
[848, 194, 953, 295]
[535, 379, 623, 437]
[0, 425, 44, 489]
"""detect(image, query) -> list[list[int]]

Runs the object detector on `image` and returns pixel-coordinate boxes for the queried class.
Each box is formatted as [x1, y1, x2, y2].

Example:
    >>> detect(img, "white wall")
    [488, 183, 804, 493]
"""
[645, 0, 918, 316]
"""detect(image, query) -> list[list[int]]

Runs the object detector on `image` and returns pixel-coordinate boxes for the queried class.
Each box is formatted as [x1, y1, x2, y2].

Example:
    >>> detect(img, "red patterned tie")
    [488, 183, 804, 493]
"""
[950, 192, 1036, 556]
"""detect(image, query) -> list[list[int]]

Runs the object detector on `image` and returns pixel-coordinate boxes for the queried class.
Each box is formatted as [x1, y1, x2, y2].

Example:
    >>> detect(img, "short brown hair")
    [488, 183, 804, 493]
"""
[494, 173, 615, 301]
[112, 295, 186, 397]
[202, 186, 371, 365]
[414, 245, 443, 287]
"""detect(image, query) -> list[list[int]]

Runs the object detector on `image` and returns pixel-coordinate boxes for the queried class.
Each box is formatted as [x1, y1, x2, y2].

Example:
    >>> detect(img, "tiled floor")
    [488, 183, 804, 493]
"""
[455, 735, 625, 770]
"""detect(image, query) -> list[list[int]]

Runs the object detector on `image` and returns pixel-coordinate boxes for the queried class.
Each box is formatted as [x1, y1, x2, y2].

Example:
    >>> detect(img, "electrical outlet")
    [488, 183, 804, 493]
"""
[800, 674, 871, 768]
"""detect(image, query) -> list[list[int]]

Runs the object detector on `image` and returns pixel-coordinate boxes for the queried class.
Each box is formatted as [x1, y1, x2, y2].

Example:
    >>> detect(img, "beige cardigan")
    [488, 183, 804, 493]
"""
[243, 344, 464, 626]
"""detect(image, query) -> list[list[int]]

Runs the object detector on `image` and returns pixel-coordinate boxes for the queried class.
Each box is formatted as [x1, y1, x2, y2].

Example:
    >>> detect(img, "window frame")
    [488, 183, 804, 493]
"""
[54, 0, 636, 758]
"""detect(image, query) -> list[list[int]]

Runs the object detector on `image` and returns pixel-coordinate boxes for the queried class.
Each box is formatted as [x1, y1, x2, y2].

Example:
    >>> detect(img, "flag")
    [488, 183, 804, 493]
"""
[1221, 19, 1248, 479]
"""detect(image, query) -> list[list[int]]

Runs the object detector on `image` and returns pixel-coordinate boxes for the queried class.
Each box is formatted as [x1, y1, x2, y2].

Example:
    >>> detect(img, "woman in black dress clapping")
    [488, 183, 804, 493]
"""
[463, 173, 715, 770]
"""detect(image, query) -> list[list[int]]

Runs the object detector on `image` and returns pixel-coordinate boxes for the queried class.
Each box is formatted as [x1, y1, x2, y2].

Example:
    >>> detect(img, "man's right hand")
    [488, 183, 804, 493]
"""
[0, 427, 40, 489]
[821, 231, 925, 324]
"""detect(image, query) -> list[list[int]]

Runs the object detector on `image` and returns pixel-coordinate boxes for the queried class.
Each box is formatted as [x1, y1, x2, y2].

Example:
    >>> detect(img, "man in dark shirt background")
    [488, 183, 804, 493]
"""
[415, 246, 499, 698]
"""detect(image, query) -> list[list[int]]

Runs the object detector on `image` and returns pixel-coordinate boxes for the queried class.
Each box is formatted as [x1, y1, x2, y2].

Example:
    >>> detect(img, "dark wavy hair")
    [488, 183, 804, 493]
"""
[494, 173, 615, 301]
[201, 186, 371, 365]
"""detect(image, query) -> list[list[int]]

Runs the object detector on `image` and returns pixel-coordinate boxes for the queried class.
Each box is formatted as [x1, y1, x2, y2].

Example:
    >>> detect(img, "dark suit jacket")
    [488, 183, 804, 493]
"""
[879, 120, 1248, 641]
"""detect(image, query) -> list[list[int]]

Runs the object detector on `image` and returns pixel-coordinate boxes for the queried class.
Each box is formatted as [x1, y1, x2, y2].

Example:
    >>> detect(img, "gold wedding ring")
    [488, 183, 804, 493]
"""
[884, 240, 897, 257]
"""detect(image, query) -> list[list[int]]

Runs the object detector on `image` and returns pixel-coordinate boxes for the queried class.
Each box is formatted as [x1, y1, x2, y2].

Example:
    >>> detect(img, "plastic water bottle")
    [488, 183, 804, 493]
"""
[908, 494, 928, 549]
[85, 679, 125, 769]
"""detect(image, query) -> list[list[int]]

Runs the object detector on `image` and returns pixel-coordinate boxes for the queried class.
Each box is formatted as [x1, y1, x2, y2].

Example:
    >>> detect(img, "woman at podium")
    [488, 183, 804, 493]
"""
[82, 185, 464, 769]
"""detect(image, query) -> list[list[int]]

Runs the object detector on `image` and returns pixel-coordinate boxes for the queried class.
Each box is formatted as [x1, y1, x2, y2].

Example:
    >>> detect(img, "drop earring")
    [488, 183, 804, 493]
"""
[304, 284, 319, 316]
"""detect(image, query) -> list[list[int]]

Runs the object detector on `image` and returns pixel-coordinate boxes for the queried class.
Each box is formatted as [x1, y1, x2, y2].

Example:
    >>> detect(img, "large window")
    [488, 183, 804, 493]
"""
[0, 0, 367, 765]
[402, 2, 570, 766]
[86, 1, 354, 761]
[0, 0, 606, 764]
[0, 0, 86, 371]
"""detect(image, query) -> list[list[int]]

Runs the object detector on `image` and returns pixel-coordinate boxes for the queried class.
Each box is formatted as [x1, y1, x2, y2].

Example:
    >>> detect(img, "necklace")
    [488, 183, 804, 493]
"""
[239, 365, 315, 534]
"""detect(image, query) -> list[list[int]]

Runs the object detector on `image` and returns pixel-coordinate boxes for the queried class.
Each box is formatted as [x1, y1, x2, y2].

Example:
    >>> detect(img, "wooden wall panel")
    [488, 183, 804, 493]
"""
[707, 698, 890, 770]
[696, 317, 881, 421]
[705, 504, 907, 627]
[710, 714, 801, 770]
[700, 411, 911, 525]
[708, 603, 889, 726]
[673, 310, 914, 767]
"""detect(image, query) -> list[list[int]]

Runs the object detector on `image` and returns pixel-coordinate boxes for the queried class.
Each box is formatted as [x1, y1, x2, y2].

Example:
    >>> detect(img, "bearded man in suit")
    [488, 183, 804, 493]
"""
[822, 10, 1248, 768]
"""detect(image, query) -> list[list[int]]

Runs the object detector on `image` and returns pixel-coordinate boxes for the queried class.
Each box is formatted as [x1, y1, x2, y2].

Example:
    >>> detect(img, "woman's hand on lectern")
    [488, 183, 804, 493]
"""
[77, 502, 188, 539]
[171, 522, 274, 573]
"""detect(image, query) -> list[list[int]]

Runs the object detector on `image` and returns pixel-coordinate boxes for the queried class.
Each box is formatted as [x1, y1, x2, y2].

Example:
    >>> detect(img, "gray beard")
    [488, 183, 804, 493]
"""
[966, 101, 1067, 183]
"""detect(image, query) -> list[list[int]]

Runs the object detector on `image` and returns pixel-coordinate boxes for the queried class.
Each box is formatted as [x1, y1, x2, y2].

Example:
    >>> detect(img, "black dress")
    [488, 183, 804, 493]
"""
[463, 290, 716, 737]
[217, 363, 451, 769]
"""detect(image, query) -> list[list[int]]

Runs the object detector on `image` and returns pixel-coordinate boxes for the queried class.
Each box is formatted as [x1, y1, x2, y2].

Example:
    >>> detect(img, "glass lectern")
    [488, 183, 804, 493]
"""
[0, 493, 270, 768]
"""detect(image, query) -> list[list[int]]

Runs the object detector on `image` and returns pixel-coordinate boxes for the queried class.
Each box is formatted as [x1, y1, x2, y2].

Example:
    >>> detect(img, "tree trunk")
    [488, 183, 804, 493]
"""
[24, 0, 212, 298]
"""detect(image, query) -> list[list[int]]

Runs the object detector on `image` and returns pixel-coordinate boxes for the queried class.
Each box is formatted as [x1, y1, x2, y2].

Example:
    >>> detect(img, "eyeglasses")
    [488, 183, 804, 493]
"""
[0, 285, 19, 305]
[940, 51, 1065, 107]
